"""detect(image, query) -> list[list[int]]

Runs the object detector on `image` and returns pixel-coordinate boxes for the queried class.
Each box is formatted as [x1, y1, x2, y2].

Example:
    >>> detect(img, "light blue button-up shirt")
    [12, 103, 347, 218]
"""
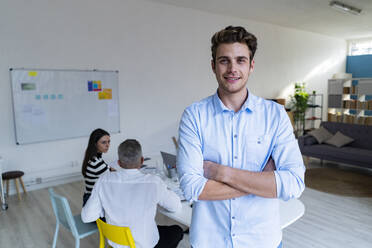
[177, 90, 305, 248]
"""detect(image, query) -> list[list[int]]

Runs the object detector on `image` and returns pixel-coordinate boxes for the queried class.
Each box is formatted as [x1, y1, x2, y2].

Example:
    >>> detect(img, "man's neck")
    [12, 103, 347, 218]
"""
[217, 88, 248, 112]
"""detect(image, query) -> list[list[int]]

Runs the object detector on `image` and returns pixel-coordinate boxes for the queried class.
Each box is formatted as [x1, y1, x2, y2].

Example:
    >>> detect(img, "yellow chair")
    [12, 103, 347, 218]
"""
[96, 218, 136, 248]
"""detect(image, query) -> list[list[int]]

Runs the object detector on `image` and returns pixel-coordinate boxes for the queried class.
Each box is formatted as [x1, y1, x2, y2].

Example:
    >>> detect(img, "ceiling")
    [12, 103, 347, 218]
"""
[147, 0, 372, 40]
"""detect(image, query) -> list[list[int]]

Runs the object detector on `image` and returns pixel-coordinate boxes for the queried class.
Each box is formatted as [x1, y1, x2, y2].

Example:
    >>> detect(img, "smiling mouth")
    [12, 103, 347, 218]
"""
[224, 76, 241, 83]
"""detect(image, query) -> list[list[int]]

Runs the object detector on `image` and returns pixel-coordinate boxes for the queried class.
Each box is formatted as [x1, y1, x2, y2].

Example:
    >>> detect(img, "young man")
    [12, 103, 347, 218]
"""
[177, 26, 305, 247]
[82, 139, 183, 248]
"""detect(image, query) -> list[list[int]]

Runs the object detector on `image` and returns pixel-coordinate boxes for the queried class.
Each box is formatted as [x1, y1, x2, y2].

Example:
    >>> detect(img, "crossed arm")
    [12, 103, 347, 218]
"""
[198, 158, 277, 200]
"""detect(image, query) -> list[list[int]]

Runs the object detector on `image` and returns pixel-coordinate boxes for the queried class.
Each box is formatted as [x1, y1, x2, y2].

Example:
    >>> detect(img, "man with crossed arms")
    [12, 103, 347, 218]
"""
[177, 26, 305, 248]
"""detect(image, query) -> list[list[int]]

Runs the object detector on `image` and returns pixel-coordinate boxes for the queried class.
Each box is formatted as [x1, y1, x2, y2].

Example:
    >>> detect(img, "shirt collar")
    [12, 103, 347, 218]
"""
[212, 88, 257, 114]
[117, 167, 141, 174]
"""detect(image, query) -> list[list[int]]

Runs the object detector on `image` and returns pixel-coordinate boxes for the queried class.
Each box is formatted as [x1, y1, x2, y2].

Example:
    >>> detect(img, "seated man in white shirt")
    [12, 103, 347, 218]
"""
[81, 139, 183, 248]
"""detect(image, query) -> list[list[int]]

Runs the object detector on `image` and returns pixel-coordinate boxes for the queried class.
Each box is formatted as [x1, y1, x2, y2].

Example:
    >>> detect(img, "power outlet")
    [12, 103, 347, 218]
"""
[36, 177, 42, 184]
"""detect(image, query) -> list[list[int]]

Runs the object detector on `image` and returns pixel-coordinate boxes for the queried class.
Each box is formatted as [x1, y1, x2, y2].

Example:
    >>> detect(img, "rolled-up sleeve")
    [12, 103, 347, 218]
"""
[177, 108, 208, 202]
[272, 107, 306, 201]
[157, 177, 182, 212]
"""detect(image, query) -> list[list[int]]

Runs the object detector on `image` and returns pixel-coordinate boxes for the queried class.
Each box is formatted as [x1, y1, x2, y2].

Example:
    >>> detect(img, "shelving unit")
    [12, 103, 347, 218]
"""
[327, 78, 372, 125]
[304, 94, 323, 133]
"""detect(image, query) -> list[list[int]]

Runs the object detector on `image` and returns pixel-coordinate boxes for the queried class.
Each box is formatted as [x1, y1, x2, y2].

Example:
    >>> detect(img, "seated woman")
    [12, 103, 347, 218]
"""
[82, 128, 111, 206]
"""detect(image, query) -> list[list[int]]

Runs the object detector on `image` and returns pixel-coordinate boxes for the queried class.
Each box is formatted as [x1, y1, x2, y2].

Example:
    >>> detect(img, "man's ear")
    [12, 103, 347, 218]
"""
[249, 58, 255, 72]
[211, 60, 216, 74]
[117, 160, 121, 166]
[140, 156, 144, 165]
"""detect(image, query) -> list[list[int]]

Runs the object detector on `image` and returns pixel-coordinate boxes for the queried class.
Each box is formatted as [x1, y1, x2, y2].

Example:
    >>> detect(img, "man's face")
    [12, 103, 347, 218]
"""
[212, 42, 254, 95]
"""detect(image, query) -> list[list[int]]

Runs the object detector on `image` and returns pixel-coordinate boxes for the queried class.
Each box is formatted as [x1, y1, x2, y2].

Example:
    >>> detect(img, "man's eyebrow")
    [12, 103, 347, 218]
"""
[216, 56, 229, 60]
[216, 56, 249, 60]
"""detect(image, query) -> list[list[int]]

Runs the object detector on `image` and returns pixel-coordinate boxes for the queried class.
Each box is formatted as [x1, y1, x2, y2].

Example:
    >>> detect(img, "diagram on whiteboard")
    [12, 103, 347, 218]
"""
[10, 69, 120, 145]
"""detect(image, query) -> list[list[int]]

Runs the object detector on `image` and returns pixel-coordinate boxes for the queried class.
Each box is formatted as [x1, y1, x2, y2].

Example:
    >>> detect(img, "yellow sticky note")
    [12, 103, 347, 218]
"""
[98, 88, 112, 100]
[28, 71, 38, 77]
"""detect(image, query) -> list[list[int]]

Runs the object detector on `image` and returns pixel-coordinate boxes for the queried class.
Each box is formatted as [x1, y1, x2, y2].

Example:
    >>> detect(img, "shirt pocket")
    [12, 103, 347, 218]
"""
[243, 134, 272, 169]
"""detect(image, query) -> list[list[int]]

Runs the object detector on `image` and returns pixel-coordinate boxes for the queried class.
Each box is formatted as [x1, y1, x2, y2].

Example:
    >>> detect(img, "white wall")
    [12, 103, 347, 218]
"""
[0, 0, 346, 190]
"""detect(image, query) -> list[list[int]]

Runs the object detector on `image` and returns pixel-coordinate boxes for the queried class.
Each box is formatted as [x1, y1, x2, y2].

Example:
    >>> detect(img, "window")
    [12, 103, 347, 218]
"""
[348, 39, 372, 56]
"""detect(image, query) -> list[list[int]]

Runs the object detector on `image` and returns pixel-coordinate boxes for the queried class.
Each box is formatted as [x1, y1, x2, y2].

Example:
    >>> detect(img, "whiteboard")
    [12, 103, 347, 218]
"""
[10, 68, 120, 144]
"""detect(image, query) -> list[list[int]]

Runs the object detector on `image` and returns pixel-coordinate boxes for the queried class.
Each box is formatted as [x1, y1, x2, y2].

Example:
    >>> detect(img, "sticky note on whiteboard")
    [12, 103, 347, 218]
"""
[98, 88, 112, 100]
[28, 71, 38, 77]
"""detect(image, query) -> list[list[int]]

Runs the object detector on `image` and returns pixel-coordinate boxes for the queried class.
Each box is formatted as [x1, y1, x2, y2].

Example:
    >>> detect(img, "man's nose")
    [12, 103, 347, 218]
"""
[228, 61, 237, 73]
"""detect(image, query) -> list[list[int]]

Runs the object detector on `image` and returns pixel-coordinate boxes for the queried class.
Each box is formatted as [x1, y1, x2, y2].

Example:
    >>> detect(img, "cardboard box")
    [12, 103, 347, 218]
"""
[328, 113, 336, 122]
[343, 87, 350, 94]
[366, 117, 372, 126]
[343, 114, 355, 124]
[368, 100, 372, 110]
[350, 100, 356, 109]
[357, 101, 368, 110]
[336, 114, 342, 122]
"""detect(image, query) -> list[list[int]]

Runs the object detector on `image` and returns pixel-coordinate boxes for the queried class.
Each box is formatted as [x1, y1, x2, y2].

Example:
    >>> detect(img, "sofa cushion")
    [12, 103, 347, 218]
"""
[308, 126, 333, 143]
[321, 122, 372, 150]
[304, 135, 318, 145]
[324, 131, 354, 148]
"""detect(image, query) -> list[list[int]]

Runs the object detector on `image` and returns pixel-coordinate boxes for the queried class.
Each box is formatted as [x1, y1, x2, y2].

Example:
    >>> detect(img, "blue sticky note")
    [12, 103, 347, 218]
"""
[58, 94, 63, 99]
[43, 94, 48, 100]
[88, 81, 93, 91]
[50, 94, 56, 100]
[35, 95, 41, 100]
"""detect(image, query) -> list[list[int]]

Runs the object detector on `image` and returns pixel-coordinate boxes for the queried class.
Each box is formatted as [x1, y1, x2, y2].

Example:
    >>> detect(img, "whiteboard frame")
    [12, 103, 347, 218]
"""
[10, 68, 121, 145]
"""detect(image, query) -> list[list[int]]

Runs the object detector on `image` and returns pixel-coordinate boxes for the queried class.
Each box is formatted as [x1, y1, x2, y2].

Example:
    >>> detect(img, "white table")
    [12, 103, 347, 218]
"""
[141, 156, 305, 229]
[158, 199, 305, 229]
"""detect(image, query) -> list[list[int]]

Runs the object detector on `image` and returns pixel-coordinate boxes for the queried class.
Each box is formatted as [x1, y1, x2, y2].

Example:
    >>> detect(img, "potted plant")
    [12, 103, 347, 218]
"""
[290, 82, 309, 137]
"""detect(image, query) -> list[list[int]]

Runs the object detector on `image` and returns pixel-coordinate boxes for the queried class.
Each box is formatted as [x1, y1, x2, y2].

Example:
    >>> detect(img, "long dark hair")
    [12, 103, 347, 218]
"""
[82, 128, 110, 177]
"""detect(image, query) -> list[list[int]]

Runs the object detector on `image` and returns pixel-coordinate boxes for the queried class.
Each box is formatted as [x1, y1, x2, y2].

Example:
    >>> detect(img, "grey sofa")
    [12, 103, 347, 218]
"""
[298, 122, 372, 169]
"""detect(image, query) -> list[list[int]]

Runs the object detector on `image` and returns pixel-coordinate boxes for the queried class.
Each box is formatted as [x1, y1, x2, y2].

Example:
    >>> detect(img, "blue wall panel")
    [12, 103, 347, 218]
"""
[346, 55, 372, 78]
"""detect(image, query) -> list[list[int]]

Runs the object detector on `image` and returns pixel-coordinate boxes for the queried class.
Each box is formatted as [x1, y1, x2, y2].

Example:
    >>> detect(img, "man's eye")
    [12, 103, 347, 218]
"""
[238, 59, 247, 64]
[219, 59, 228, 64]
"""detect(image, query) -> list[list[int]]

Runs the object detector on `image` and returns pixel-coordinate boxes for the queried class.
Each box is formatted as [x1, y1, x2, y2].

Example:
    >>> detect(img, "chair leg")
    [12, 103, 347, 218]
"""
[14, 179, 21, 200]
[19, 177, 27, 194]
[6, 180, 9, 197]
[52, 223, 59, 248]
[75, 237, 80, 248]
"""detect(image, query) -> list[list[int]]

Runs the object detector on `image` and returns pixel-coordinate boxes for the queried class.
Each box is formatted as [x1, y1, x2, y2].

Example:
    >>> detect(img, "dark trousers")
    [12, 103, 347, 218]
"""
[82, 193, 90, 207]
[155, 225, 184, 248]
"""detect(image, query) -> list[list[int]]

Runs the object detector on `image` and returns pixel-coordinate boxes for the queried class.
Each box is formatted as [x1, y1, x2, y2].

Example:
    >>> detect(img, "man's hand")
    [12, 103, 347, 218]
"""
[204, 157, 275, 179]
[263, 157, 276, 171]
[203, 161, 225, 181]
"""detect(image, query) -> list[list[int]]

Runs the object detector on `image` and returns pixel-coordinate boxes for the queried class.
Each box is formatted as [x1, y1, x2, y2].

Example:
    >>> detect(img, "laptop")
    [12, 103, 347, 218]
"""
[160, 151, 177, 169]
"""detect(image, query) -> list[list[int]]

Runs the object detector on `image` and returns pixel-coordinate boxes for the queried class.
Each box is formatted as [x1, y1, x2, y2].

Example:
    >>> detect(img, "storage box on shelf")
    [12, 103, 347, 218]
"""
[327, 78, 372, 126]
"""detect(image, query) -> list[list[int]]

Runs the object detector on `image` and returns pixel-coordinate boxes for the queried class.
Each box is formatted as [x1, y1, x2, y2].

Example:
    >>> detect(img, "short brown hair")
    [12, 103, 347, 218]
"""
[211, 26, 257, 64]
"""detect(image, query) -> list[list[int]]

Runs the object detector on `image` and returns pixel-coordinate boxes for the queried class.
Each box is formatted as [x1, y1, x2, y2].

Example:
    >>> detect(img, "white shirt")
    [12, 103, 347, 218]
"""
[81, 168, 182, 248]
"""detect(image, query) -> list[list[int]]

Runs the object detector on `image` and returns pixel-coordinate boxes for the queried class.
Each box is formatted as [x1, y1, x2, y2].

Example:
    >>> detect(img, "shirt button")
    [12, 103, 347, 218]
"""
[234, 156, 238, 159]
[232, 198, 235, 200]
[257, 141, 261, 144]
[234, 134, 237, 138]
[232, 216, 235, 219]
[232, 234, 236, 237]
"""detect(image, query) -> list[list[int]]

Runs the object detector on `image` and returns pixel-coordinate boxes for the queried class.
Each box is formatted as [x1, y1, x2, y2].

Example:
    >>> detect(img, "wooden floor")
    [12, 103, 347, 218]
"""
[1, 159, 372, 248]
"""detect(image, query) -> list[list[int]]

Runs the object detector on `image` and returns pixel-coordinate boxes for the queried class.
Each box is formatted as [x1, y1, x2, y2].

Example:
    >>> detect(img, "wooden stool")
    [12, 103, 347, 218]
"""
[2, 171, 27, 200]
